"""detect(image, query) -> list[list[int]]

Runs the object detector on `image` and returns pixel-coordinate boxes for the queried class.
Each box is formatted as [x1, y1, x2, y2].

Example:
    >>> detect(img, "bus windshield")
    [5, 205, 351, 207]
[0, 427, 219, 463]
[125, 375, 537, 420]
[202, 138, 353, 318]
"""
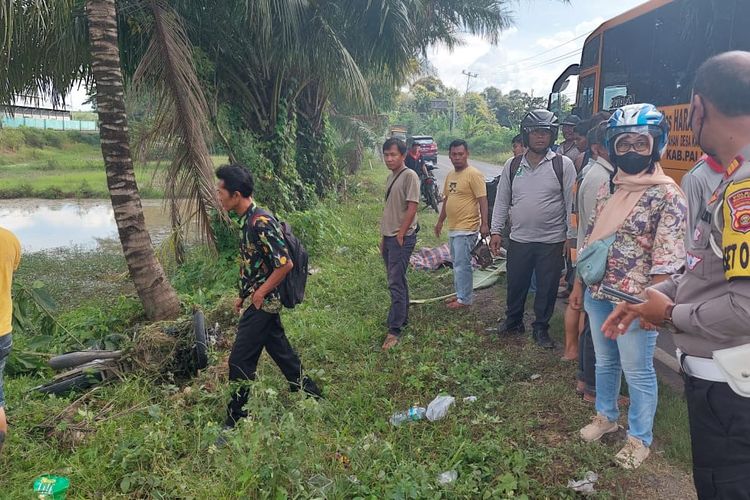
[553, 0, 750, 180]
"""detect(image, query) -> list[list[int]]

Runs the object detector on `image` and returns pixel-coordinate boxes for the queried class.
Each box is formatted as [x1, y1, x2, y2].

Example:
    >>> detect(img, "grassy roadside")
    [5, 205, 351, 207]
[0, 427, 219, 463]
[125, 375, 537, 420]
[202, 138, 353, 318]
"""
[4, 166, 694, 498]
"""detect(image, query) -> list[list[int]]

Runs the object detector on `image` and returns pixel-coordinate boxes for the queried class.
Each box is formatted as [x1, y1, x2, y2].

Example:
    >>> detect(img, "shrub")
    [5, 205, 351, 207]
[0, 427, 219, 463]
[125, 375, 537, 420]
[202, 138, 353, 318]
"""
[41, 129, 66, 148]
[0, 128, 25, 151]
[66, 130, 100, 147]
[19, 127, 48, 148]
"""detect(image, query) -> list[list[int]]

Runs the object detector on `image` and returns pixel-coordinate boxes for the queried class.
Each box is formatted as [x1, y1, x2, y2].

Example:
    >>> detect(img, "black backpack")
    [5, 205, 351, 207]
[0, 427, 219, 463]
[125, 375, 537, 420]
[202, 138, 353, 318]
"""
[250, 209, 308, 308]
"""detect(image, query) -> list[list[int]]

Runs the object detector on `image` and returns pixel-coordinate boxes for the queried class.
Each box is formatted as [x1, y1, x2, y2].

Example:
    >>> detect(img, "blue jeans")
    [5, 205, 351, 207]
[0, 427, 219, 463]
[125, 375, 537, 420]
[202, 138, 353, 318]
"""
[449, 233, 476, 305]
[0, 334, 12, 408]
[585, 289, 658, 446]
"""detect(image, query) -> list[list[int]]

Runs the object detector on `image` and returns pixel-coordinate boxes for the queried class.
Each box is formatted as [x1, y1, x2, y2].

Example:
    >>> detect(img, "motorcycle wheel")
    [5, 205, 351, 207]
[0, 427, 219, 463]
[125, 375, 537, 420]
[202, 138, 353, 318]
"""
[428, 185, 440, 213]
[35, 371, 104, 395]
[192, 310, 208, 371]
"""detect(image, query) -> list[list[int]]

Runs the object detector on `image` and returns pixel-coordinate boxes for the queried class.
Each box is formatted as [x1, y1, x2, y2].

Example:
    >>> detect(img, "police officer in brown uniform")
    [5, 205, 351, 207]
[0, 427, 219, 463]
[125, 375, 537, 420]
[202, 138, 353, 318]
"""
[603, 51, 750, 499]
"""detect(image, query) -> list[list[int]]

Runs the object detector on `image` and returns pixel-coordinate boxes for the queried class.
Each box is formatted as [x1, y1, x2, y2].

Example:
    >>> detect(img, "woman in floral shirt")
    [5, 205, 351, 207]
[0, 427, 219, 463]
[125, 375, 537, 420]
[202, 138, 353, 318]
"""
[575, 105, 686, 470]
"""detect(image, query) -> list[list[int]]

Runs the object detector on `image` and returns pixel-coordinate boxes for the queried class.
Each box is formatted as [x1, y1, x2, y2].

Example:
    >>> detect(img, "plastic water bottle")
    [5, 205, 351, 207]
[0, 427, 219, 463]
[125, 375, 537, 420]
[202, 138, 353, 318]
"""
[389, 406, 426, 425]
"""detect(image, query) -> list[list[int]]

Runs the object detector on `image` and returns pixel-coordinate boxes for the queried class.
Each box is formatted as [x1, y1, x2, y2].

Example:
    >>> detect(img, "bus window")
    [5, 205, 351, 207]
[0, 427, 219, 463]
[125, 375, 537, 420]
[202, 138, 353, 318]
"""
[576, 74, 595, 119]
[651, 1, 731, 106]
[581, 34, 600, 69]
[599, 10, 656, 111]
[731, 0, 750, 50]
[549, 92, 563, 116]
[602, 85, 631, 110]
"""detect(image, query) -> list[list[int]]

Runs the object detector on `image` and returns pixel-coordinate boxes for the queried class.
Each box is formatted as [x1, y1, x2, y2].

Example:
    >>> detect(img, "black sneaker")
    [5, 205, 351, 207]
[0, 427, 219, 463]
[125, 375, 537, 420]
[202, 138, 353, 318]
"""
[498, 323, 526, 335]
[532, 328, 555, 349]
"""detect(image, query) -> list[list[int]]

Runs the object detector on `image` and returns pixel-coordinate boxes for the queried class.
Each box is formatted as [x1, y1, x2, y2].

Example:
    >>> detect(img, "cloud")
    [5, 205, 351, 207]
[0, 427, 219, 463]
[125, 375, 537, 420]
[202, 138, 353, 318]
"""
[427, 17, 607, 98]
[428, 27, 519, 90]
[535, 18, 604, 49]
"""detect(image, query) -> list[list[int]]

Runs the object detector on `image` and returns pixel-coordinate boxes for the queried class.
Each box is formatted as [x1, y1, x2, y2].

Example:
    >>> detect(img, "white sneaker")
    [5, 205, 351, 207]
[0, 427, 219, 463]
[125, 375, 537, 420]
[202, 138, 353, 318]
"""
[580, 413, 619, 442]
[614, 435, 650, 469]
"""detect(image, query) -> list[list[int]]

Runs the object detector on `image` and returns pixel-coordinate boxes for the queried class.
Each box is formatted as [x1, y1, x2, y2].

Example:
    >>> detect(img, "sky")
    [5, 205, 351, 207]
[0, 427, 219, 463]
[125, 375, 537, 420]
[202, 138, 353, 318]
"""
[43, 0, 649, 111]
[427, 0, 647, 100]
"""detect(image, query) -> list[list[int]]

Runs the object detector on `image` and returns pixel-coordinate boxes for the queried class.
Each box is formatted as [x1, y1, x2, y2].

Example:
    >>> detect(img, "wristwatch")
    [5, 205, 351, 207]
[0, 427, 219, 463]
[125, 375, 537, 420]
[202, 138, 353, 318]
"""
[664, 304, 677, 332]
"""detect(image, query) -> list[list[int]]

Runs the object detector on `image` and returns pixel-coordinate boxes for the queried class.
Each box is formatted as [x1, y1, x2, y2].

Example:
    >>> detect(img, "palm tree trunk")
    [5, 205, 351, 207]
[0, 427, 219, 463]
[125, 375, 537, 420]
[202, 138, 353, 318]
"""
[86, 0, 180, 320]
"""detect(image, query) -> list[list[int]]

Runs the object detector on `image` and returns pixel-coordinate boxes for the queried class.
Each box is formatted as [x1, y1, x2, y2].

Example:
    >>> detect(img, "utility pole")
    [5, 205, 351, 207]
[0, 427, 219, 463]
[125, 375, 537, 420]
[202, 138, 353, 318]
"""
[451, 96, 456, 133]
[462, 70, 478, 94]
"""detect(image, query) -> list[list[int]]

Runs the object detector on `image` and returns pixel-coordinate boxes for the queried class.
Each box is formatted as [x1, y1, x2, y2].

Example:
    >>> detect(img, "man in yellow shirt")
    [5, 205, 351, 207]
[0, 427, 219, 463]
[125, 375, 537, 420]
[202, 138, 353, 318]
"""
[0, 226, 20, 453]
[435, 140, 489, 309]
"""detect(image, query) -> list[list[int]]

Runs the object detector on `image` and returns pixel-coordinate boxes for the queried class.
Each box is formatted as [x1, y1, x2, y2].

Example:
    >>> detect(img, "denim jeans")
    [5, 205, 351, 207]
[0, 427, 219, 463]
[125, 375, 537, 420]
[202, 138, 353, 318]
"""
[449, 233, 476, 305]
[382, 234, 417, 335]
[0, 334, 12, 408]
[585, 289, 658, 446]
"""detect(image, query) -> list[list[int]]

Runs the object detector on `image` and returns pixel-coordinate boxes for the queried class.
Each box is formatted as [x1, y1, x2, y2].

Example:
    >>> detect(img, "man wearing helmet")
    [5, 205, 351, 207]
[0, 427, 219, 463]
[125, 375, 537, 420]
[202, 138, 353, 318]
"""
[490, 110, 576, 349]
[603, 51, 750, 497]
[559, 114, 583, 161]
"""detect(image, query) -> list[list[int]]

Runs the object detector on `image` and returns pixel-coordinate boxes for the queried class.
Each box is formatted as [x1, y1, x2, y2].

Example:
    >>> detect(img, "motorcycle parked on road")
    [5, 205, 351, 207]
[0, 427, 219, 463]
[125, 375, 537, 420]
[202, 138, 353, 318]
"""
[422, 161, 441, 213]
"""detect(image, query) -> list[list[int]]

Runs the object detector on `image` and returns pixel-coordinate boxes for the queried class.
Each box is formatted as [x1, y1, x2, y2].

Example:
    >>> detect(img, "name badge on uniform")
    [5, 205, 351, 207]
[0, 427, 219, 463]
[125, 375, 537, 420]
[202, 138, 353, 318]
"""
[722, 178, 750, 280]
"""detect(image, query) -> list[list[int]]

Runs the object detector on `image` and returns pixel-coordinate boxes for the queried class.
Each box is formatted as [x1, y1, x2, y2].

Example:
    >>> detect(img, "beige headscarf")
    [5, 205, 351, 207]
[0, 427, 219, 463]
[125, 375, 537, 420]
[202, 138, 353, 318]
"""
[588, 162, 681, 243]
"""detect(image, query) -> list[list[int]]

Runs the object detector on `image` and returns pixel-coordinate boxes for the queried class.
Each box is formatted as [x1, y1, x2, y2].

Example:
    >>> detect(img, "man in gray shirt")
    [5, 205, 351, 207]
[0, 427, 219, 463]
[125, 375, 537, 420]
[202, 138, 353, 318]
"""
[380, 138, 420, 350]
[490, 110, 576, 348]
[681, 154, 724, 251]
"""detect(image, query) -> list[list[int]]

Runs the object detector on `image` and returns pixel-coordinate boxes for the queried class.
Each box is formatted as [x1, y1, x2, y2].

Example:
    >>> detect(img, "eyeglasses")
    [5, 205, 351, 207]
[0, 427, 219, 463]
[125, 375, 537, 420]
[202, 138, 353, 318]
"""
[615, 139, 651, 154]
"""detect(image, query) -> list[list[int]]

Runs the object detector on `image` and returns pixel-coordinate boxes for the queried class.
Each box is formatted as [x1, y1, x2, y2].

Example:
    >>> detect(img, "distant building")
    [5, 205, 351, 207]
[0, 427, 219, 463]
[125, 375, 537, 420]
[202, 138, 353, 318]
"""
[1, 96, 96, 132]
[2, 104, 71, 121]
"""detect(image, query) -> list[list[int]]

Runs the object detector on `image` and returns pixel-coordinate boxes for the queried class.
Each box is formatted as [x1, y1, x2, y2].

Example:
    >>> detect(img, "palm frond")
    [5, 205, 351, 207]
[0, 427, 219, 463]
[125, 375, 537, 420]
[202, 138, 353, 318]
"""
[0, 0, 90, 108]
[133, 0, 223, 249]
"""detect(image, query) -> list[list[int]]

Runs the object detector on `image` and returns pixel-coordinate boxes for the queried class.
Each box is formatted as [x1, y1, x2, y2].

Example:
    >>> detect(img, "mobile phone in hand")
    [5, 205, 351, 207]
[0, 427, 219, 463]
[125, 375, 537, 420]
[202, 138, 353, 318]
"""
[600, 285, 645, 305]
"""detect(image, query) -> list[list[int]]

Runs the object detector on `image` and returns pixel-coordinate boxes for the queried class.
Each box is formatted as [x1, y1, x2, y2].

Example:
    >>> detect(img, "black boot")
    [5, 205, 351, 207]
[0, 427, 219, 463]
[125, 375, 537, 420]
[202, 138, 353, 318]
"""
[532, 328, 555, 349]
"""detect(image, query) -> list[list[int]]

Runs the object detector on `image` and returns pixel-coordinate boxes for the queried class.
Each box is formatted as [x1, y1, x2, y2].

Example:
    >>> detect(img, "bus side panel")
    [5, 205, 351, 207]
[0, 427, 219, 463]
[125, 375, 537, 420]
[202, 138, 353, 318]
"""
[659, 103, 701, 184]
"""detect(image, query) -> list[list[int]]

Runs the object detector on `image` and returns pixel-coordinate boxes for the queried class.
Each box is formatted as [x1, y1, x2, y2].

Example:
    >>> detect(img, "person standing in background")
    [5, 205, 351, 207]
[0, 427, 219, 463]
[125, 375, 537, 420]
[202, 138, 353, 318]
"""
[0, 226, 21, 454]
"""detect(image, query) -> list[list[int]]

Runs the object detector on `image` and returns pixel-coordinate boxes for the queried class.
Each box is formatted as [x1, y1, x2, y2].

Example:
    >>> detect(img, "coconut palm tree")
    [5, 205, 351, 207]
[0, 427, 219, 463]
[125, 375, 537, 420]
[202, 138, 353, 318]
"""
[1, 0, 218, 320]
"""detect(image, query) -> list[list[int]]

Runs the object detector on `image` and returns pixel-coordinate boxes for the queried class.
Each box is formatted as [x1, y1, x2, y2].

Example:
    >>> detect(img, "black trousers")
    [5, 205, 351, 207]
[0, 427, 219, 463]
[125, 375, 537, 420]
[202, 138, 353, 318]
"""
[577, 314, 596, 394]
[685, 376, 750, 499]
[226, 306, 319, 426]
[504, 240, 564, 331]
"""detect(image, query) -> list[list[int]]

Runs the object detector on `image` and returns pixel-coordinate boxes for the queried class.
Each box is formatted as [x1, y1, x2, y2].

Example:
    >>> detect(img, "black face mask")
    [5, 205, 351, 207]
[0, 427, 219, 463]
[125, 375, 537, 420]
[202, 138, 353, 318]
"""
[614, 152, 652, 175]
[690, 95, 719, 159]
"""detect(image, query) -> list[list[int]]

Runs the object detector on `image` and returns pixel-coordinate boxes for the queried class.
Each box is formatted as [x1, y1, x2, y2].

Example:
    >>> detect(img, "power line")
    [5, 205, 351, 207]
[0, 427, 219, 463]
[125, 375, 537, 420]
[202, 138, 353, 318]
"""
[522, 48, 582, 71]
[509, 30, 592, 65]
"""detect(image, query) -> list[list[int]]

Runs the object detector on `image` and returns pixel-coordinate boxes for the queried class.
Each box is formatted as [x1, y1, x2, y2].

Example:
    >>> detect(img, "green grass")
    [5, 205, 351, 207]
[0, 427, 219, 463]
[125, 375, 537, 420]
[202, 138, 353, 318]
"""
[3, 166, 695, 498]
[0, 134, 229, 198]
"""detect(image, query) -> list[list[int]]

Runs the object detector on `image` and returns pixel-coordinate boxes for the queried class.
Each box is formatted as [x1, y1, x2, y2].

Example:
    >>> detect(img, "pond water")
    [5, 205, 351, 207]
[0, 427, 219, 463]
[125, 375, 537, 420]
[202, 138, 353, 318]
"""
[0, 199, 182, 253]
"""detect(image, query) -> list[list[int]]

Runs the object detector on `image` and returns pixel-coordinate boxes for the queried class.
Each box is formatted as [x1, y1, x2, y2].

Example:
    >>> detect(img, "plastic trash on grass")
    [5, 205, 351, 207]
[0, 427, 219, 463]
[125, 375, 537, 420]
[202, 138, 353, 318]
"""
[567, 471, 598, 496]
[426, 395, 456, 421]
[437, 470, 458, 485]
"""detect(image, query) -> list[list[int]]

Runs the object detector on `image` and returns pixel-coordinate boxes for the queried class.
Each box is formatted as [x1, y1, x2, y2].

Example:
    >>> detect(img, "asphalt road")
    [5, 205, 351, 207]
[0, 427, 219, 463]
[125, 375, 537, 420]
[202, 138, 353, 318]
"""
[431, 154, 684, 391]
[432, 155, 506, 189]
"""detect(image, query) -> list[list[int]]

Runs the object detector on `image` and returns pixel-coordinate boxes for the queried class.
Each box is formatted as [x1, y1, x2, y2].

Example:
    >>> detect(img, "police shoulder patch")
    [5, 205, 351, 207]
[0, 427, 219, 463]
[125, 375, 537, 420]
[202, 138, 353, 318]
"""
[727, 184, 750, 234]
[722, 178, 750, 280]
